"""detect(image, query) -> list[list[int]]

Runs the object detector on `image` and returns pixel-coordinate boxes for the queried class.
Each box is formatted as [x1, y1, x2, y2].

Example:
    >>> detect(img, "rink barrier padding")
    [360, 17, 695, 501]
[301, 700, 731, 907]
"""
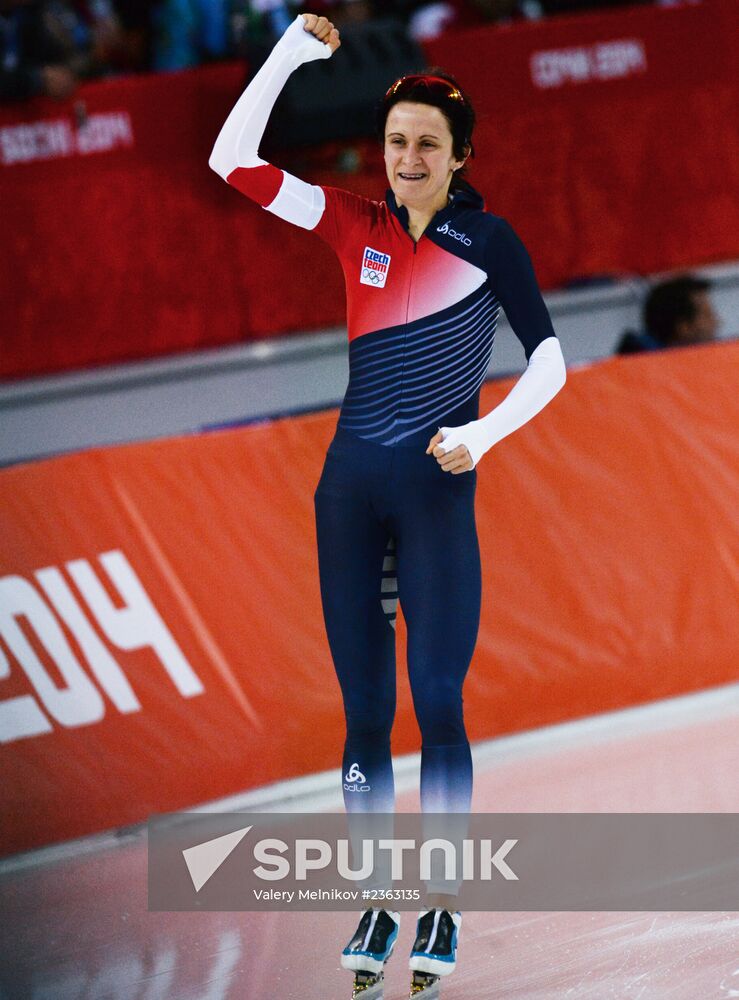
[1, 342, 738, 855]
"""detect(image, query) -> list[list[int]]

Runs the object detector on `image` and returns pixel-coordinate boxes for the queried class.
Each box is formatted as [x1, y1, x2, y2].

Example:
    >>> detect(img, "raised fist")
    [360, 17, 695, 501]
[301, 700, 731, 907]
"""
[299, 13, 341, 54]
[276, 13, 340, 66]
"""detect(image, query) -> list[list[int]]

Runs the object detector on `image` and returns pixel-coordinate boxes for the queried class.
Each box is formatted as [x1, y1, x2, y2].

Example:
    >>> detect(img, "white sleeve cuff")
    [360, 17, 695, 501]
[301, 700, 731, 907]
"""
[266, 171, 326, 230]
[439, 336, 566, 467]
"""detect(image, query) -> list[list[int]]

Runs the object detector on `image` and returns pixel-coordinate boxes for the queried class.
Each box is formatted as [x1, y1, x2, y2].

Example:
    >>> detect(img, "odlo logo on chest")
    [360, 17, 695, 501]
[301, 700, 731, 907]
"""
[437, 221, 472, 246]
[361, 246, 391, 288]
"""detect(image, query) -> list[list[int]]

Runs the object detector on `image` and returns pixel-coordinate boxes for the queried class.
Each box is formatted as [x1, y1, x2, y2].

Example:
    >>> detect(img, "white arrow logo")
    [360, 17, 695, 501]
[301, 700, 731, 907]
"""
[182, 825, 252, 892]
[345, 762, 366, 783]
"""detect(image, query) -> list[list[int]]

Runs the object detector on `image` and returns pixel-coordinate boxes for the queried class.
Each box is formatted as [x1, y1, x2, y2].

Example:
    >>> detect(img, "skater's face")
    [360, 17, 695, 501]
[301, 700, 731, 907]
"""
[383, 102, 465, 210]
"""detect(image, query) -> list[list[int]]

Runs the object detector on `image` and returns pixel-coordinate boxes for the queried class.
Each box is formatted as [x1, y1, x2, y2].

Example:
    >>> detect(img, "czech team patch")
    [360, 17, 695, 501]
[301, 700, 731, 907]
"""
[361, 246, 391, 288]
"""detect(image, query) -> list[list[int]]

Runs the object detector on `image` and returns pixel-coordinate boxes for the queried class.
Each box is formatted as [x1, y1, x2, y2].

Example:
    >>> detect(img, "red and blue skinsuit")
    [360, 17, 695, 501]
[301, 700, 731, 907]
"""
[209, 15, 566, 824]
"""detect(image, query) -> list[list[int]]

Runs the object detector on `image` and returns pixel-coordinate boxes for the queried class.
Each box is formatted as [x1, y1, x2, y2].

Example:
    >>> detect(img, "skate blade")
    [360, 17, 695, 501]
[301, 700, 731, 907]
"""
[352, 970, 384, 999]
[410, 971, 440, 997]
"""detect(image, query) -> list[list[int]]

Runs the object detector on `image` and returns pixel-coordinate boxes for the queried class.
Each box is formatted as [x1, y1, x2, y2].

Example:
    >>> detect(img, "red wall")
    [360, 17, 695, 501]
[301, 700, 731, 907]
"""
[2, 0, 737, 380]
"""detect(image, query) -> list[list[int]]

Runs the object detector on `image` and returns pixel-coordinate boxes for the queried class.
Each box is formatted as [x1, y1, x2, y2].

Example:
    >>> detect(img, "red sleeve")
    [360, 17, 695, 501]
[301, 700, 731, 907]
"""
[314, 186, 376, 255]
[226, 164, 284, 206]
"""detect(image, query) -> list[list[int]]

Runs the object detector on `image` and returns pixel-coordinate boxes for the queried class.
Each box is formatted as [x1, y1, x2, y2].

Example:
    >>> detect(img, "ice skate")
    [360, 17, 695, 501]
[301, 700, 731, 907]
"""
[341, 908, 399, 998]
[408, 908, 462, 996]
[410, 970, 441, 997]
[350, 967, 385, 999]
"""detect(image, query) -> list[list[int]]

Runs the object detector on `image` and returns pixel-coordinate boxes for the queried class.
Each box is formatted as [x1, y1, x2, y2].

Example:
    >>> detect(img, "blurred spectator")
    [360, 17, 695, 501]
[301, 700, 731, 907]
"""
[152, 0, 230, 71]
[0, 0, 129, 101]
[427, 0, 655, 30]
[231, 0, 371, 59]
[616, 275, 719, 355]
[1, 0, 76, 99]
[407, 0, 548, 41]
[44, 1, 124, 75]
[539, 0, 650, 12]
[333, 0, 374, 24]
[249, 0, 294, 37]
[2, 0, 705, 92]
[110, 1, 153, 71]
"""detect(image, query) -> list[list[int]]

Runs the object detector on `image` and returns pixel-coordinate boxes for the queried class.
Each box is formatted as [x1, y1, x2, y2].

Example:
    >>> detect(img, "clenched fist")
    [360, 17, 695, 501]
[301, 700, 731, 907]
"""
[299, 13, 341, 53]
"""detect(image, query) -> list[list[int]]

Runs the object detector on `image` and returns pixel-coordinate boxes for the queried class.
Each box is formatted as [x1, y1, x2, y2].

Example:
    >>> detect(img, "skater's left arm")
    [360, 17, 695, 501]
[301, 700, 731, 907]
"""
[427, 218, 566, 473]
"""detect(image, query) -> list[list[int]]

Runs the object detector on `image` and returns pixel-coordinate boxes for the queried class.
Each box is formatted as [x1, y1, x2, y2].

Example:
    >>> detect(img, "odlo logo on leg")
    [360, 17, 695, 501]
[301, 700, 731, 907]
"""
[344, 762, 371, 792]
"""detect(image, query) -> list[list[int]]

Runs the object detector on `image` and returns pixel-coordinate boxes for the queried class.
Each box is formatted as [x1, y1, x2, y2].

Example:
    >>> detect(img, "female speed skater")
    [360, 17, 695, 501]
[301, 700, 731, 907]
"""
[209, 12, 566, 998]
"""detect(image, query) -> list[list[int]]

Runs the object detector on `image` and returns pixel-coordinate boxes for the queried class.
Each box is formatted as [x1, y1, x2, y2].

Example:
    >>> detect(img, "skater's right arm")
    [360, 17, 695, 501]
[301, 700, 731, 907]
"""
[208, 13, 340, 231]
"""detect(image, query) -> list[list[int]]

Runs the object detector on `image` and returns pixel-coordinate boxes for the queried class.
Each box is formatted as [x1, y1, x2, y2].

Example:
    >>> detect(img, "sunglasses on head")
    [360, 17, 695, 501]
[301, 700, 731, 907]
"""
[384, 74, 466, 105]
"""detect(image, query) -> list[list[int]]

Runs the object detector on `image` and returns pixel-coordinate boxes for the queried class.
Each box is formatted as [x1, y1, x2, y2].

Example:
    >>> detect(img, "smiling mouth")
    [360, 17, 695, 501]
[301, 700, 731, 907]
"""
[398, 172, 426, 180]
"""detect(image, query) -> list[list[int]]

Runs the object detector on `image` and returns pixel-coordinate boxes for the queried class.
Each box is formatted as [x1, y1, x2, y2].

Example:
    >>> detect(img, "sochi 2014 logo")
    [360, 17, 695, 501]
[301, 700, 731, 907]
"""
[360, 246, 391, 288]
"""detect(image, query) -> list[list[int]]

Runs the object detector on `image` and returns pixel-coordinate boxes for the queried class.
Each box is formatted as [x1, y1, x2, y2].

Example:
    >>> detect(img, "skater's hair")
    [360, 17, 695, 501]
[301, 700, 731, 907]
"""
[377, 69, 476, 193]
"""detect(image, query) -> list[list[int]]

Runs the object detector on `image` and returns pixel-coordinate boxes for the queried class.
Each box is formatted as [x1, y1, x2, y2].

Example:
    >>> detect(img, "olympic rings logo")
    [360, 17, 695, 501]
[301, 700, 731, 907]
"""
[362, 267, 383, 284]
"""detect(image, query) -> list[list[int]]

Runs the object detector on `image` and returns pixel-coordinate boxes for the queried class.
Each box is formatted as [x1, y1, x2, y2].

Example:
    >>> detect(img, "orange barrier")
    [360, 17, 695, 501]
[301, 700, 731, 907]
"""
[1, 341, 738, 855]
